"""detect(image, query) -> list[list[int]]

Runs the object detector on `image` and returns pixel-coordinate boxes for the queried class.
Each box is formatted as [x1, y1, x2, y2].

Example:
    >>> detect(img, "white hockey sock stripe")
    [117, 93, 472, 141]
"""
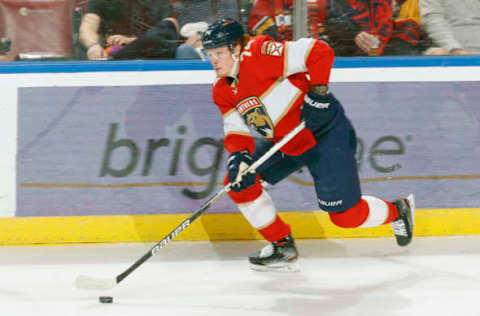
[237, 190, 277, 229]
[359, 195, 389, 228]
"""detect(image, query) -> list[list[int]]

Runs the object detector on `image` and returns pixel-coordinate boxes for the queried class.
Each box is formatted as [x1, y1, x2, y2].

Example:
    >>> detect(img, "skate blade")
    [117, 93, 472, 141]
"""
[249, 260, 300, 272]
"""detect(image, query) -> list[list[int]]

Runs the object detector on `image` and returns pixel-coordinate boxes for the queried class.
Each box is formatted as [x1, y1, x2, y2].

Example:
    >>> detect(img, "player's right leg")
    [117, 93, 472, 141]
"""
[226, 138, 304, 271]
[225, 176, 300, 271]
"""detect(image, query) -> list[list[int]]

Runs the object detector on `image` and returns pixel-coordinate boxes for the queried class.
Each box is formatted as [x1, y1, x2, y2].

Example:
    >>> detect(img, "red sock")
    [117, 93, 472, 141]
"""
[329, 198, 399, 228]
[258, 215, 291, 242]
[383, 200, 399, 224]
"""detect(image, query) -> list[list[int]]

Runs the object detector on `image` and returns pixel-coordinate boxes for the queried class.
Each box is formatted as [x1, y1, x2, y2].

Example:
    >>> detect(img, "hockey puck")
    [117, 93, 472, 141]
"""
[99, 296, 113, 303]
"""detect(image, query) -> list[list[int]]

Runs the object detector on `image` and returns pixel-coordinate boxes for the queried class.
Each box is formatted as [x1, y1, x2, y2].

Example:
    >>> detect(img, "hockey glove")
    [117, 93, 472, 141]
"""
[227, 150, 257, 193]
[301, 85, 334, 132]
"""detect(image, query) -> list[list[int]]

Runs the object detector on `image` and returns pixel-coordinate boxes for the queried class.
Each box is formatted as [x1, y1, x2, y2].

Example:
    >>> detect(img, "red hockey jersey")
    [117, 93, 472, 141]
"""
[212, 35, 334, 156]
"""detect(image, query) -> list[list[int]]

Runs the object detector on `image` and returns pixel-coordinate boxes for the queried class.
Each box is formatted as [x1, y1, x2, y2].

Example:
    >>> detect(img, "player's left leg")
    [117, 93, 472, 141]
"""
[307, 117, 415, 246]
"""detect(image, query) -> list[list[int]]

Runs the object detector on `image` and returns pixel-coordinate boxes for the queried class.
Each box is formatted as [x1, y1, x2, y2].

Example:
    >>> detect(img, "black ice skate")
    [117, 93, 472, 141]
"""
[391, 194, 415, 246]
[249, 234, 299, 272]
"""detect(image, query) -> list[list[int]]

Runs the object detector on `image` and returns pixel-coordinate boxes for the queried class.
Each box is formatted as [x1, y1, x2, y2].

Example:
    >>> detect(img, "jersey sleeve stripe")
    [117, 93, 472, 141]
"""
[283, 42, 289, 78]
[222, 107, 236, 118]
[260, 78, 302, 124]
[284, 38, 315, 77]
[225, 131, 251, 137]
[273, 90, 303, 125]
[260, 78, 282, 99]
[223, 110, 250, 135]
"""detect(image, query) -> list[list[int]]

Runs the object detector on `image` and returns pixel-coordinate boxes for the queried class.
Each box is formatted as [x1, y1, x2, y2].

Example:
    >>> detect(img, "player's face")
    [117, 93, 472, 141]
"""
[207, 46, 235, 78]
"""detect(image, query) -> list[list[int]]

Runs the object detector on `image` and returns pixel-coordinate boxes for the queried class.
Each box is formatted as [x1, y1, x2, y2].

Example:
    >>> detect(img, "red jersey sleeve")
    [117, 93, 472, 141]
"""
[304, 40, 335, 85]
[282, 38, 334, 85]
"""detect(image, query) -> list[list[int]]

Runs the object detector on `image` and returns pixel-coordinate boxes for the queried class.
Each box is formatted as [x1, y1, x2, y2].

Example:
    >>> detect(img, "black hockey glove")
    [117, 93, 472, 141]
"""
[227, 150, 257, 193]
[301, 85, 334, 132]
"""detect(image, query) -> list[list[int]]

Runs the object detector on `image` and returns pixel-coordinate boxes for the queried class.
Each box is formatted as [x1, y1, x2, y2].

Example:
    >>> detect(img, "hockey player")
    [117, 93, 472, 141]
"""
[201, 18, 415, 271]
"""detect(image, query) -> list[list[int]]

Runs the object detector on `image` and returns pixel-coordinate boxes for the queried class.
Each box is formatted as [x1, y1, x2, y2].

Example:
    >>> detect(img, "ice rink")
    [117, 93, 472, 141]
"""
[1, 236, 480, 316]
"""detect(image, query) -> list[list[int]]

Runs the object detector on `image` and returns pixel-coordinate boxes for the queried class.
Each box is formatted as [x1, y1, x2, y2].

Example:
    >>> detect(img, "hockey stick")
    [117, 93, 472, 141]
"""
[75, 121, 306, 290]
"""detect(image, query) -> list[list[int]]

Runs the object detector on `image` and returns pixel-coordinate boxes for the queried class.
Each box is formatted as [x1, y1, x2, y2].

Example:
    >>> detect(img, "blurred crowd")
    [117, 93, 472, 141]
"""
[0, 0, 479, 62]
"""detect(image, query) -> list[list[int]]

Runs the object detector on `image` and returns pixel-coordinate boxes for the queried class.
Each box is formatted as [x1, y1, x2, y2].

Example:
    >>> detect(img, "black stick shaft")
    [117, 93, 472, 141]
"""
[116, 187, 228, 283]
[115, 122, 305, 285]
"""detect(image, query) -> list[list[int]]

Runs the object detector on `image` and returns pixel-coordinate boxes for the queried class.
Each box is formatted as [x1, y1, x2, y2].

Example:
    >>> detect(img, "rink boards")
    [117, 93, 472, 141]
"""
[0, 57, 479, 245]
[0, 208, 479, 245]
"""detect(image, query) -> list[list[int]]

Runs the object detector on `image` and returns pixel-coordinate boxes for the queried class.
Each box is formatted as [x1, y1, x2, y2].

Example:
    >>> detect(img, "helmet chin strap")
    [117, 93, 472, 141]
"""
[230, 54, 240, 78]
[229, 44, 240, 80]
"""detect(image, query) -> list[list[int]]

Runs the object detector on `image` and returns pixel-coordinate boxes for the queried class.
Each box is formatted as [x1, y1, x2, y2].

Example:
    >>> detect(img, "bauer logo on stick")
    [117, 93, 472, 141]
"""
[237, 96, 274, 139]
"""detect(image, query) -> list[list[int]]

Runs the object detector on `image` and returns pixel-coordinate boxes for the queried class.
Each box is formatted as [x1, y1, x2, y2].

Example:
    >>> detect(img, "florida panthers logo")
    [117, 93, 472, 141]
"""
[236, 96, 274, 139]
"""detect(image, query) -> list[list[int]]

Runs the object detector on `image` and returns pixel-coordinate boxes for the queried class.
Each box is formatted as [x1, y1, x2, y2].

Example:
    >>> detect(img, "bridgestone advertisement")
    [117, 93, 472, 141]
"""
[17, 82, 480, 216]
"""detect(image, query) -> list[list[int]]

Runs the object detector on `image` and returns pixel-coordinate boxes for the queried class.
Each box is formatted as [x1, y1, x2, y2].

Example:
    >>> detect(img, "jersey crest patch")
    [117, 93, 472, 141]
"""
[261, 41, 284, 57]
[236, 96, 274, 139]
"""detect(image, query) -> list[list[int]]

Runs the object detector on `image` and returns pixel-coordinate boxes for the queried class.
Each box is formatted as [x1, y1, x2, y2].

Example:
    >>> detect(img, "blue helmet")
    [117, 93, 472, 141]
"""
[201, 18, 245, 50]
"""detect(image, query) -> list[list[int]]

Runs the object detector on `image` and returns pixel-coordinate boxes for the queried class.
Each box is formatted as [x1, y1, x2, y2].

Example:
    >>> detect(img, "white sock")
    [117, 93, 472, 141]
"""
[237, 190, 277, 229]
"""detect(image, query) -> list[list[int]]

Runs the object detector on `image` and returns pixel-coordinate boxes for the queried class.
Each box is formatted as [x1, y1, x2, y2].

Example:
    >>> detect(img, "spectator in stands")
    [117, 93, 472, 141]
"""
[247, 0, 393, 57]
[382, 0, 429, 55]
[175, 21, 209, 60]
[419, 0, 480, 55]
[79, 0, 180, 60]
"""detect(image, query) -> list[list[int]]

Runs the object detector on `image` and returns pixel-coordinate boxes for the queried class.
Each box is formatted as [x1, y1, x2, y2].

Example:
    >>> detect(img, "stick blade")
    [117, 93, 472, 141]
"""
[75, 275, 117, 290]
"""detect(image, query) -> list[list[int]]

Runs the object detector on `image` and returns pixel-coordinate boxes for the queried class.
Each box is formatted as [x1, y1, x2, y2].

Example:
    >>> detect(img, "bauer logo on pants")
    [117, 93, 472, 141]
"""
[236, 96, 274, 139]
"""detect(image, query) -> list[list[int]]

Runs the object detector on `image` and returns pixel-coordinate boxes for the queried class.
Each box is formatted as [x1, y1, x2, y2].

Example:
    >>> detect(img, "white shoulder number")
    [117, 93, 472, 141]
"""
[240, 39, 255, 61]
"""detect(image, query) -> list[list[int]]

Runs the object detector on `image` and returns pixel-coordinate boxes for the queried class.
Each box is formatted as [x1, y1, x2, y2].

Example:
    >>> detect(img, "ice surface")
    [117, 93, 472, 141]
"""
[0, 236, 480, 316]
